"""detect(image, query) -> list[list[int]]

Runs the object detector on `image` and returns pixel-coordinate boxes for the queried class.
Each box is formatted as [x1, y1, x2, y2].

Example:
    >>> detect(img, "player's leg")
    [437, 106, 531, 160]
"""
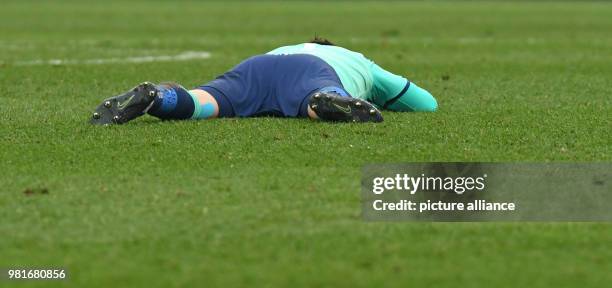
[147, 84, 218, 120]
[252, 54, 383, 123]
[90, 82, 218, 125]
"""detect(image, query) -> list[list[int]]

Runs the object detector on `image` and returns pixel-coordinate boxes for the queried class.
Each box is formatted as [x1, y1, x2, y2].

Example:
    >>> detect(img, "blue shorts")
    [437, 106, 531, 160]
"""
[199, 54, 347, 117]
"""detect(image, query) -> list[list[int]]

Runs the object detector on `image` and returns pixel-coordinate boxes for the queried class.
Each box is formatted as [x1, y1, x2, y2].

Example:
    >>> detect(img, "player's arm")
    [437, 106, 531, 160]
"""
[370, 64, 437, 112]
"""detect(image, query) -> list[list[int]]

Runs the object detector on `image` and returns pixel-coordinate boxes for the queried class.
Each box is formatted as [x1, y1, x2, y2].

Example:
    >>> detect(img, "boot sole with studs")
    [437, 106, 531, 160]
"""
[309, 92, 383, 123]
[90, 82, 157, 125]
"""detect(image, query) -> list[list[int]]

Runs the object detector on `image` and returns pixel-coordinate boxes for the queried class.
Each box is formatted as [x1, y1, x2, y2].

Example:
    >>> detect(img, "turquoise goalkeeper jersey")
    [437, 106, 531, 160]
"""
[267, 43, 437, 112]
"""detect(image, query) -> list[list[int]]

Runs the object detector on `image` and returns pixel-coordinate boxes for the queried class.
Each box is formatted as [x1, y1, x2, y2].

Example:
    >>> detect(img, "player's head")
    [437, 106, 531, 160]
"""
[310, 36, 335, 46]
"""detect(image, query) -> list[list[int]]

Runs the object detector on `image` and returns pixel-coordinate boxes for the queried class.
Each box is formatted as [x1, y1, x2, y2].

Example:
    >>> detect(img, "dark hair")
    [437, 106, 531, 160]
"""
[310, 36, 335, 46]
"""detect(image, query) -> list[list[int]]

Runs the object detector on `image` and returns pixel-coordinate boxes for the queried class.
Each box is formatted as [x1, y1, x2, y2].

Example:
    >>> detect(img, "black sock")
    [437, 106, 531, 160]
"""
[147, 83, 195, 120]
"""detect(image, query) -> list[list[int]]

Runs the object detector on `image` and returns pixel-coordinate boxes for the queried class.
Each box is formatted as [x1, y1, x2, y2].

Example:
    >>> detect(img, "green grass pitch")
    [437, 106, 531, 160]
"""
[0, 1, 610, 287]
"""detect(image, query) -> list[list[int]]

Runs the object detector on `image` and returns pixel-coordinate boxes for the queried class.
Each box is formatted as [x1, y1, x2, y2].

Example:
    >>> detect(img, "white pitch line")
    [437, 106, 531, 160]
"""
[10, 51, 211, 66]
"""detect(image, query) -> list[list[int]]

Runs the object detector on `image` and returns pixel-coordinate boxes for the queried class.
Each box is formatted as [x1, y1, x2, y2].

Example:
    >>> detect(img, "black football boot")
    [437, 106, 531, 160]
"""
[90, 82, 158, 125]
[308, 91, 383, 123]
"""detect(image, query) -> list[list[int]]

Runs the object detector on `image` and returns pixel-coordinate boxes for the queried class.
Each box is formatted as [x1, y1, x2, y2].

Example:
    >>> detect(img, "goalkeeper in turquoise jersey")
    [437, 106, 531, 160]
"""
[90, 37, 437, 125]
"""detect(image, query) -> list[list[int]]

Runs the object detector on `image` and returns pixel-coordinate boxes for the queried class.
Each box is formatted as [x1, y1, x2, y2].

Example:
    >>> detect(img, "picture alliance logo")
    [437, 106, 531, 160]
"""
[371, 173, 488, 195]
